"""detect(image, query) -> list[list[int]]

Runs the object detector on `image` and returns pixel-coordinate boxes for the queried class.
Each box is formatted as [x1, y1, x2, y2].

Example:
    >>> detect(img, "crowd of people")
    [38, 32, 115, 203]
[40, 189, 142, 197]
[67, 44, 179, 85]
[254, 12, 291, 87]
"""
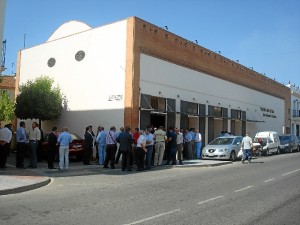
[0, 121, 255, 171]
[0, 122, 206, 172]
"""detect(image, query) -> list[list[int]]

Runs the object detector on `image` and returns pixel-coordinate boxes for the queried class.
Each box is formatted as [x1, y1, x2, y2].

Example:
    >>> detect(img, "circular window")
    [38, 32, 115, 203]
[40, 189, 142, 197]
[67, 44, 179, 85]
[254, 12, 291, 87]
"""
[47, 58, 56, 67]
[75, 50, 85, 61]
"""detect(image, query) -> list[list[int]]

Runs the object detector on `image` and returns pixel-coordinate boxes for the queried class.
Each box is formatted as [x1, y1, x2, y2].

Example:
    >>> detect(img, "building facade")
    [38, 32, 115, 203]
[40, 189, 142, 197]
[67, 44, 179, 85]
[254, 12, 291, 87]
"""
[287, 83, 300, 137]
[16, 17, 290, 144]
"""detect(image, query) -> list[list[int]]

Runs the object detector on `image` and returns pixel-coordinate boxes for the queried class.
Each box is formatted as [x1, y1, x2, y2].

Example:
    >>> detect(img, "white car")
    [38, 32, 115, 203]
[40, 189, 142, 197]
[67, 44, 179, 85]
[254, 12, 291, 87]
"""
[202, 136, 243, 161]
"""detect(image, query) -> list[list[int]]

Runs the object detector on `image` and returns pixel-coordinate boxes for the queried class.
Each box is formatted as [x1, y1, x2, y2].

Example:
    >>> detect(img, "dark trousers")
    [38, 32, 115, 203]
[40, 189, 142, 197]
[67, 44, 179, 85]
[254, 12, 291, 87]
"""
[146, 145, 154, 170]
[136, 147, 145, 170]
[0, 143, 9, 168]
[166, 146, 177, 165]
[16, 142, 26, 168]
[83, 147, 92, 164]
[48, 146, 56, 168]
[121, 150, 131, 171]
[104, 144, 117, 168]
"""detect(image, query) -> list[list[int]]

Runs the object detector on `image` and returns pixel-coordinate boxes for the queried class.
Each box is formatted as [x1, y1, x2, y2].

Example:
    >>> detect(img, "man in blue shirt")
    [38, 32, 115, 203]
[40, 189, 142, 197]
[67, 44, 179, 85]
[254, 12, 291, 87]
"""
[96, 126, 106, 165]
[16, 121, 27, 168]
[57, 127, 72, 171]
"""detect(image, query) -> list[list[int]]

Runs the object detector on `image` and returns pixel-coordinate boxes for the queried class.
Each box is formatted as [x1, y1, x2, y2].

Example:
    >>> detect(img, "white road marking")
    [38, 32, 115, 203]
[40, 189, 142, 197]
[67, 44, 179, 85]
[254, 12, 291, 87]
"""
[264, 178, 275, 183]
[197, 195, 224, 205]
[281, 168, 300, 177]
[123, 208, 181, 225]
[234, 186, 253, 192]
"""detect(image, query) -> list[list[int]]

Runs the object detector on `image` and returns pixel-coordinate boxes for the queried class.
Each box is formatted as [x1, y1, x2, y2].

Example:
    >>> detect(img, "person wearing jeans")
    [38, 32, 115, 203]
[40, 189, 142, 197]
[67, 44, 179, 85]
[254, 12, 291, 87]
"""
[241, 132, 253, 163]
[145, 129, 154, 170]
[96, 126, 106, 165]
[57, 127, 72, 170]
[194, 129, 202, 159]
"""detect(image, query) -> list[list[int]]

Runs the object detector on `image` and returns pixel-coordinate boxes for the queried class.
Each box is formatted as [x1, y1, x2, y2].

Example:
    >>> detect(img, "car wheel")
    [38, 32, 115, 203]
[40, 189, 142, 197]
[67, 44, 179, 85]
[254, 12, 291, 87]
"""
[264, 149, 269, 156]
[230, 151, 236, 162]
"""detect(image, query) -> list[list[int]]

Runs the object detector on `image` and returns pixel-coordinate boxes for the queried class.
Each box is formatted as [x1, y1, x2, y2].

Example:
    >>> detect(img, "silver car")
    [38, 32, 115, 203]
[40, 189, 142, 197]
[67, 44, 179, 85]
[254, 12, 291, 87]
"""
[202, 136, 243, 161]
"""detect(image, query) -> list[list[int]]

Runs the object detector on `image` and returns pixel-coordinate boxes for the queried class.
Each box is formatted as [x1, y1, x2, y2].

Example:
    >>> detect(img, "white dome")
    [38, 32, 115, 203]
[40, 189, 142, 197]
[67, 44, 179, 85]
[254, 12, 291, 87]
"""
[47, 20, 92, 42]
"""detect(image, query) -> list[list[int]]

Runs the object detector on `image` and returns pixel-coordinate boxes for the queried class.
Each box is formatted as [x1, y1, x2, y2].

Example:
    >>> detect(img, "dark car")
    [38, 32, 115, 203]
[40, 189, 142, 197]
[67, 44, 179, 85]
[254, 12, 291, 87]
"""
[40, 132, 85, 161]
[278, 134, 299, 153]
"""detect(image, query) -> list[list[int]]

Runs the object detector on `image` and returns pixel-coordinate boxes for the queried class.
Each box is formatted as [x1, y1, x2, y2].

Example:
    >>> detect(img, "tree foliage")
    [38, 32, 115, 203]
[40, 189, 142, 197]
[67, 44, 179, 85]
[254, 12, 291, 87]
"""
[0, 90, 15, 122]
[15, 76, 64, 121]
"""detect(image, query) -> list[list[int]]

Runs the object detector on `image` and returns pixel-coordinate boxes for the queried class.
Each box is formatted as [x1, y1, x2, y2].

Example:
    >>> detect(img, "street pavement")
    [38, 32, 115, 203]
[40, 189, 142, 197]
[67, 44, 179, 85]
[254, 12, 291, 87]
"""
[0, 153, 232, 196]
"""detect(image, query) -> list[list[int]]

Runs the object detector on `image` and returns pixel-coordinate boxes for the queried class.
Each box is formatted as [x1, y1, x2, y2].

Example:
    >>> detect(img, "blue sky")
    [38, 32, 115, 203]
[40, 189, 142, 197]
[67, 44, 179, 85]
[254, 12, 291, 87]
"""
[3, 0, 300, 86]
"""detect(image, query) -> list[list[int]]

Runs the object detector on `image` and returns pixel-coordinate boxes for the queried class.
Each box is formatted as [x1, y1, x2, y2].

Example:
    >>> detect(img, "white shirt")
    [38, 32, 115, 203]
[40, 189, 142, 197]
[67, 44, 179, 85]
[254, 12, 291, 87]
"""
[137, 135, 146, 148]
[176, 132, 183, 144]
[242, 136, 253, 149]
[195, 132, 202, 142]
[0, 127, 12, 143]
[29, 127, 41, 141]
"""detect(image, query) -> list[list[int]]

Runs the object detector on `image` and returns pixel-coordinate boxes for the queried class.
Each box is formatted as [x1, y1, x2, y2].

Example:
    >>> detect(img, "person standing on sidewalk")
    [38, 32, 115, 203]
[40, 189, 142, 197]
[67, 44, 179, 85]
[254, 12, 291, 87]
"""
[145, 128, 154, 170]
[117, 126, 133, 171]
[28, 122, 41, 169]
[184, 130, 192, 159]
[135, 130, 147, 171]
[104, 126, 117, 169]
[16, 121, 27, 169]
[47, 126, 58, 169]
[84, 126, 94, 165]
[0, 124, 12, 169]
[165, 126, 177, 165]
[153, 126, 167, 166]
[194, 129, 202, 159]
[57, 127, 72, 171]
[175, 128, 184, 165]
[241, 132, 253, 163]
[96, 126, 106, 165]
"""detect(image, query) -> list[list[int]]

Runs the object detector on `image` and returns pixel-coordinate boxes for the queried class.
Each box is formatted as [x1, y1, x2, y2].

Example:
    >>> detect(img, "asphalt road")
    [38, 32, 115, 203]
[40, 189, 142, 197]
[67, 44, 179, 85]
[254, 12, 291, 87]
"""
[1, 152, 300, 225]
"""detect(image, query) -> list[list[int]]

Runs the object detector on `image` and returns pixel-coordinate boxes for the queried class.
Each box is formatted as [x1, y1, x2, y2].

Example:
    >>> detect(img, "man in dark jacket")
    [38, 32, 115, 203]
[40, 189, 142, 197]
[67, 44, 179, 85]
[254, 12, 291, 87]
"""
[48, 126, 58, 169]
[117, 126, 133, 171]
[84, 126, 94, 165]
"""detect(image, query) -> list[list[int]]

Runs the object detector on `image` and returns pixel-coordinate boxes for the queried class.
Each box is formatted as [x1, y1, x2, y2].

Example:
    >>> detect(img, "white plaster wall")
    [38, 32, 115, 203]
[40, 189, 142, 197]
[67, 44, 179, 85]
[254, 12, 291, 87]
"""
[19, 20, 127, 136]
[140, 54, 285, 135]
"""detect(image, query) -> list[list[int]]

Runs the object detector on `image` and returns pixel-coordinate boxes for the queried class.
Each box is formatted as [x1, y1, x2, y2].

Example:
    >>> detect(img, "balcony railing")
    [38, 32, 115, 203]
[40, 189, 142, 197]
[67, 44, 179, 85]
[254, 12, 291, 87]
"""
[292, 110, 300, 118]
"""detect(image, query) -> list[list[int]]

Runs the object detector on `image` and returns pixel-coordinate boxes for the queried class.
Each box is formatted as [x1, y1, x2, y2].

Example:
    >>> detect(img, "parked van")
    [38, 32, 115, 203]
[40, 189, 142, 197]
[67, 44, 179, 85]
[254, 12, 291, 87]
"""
[254, 131, 280, 155]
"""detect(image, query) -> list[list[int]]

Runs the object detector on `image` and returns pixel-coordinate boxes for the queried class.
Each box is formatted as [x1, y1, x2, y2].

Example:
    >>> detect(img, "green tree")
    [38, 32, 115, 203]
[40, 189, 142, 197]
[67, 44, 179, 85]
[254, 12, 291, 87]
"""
[15, 76, 64, 126]
[0, 90, 15, 122]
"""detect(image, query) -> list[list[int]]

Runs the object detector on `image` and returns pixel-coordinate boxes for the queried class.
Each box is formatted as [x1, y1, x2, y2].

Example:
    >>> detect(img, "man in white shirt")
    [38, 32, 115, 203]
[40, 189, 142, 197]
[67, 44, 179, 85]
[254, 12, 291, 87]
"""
[0, 124, 13, 169]
[241, 132, 253, 163]
[28, 122, 41, 168]
[194, 129, 202, 159]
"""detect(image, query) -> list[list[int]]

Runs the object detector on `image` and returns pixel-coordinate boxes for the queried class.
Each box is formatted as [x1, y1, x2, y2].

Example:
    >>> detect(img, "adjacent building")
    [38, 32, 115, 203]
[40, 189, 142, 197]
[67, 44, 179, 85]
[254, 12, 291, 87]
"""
[287, 83, 300, 137]
[16, 17, 290, 144]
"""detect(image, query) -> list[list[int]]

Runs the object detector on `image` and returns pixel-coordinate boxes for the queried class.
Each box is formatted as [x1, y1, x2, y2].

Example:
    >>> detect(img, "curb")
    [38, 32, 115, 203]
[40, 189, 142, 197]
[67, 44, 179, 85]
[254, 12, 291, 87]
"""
[171, 161, 233, 168]
[0, 177, 51, 196]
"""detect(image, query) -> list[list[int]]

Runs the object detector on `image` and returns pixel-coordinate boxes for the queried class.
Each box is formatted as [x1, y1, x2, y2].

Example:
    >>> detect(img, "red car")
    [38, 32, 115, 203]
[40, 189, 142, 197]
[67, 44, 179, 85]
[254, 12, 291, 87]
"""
[39, 132, 85, 161]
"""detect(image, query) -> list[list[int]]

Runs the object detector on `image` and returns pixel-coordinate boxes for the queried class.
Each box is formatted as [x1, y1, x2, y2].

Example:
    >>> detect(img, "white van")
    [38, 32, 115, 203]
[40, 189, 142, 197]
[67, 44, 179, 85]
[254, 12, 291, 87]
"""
[254, 131, 280, 155]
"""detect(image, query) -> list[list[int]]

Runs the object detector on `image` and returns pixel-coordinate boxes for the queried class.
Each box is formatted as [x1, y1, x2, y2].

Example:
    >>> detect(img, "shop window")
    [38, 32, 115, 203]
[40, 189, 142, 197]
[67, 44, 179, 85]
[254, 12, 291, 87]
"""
[151, 96, 166, 111]
[188, 102, 198, 115]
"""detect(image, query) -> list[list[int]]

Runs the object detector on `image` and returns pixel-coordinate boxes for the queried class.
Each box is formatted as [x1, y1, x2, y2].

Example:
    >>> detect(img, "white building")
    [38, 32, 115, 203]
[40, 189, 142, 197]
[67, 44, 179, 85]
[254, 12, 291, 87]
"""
[16, 17, 290, 144]
[287, 83, 300, 137]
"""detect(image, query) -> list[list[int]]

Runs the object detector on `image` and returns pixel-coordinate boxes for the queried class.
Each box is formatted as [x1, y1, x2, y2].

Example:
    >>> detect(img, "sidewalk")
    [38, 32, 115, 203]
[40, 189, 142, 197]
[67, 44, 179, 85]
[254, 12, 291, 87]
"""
[0, 154, 232, 196]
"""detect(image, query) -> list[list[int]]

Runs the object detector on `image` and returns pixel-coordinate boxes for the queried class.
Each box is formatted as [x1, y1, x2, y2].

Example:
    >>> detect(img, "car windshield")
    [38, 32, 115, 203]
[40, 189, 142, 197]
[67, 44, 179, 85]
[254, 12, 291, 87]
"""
[254, 138, 267, 146]
[279, 136, 289, 144]
[209, 138, 234, 145]
[44, 133, 82, 142]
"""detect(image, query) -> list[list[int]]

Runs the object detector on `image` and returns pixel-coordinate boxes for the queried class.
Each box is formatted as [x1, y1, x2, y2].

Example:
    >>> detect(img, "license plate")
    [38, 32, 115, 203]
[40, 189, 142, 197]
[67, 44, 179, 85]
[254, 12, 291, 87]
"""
[208, 153, 214, 157]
